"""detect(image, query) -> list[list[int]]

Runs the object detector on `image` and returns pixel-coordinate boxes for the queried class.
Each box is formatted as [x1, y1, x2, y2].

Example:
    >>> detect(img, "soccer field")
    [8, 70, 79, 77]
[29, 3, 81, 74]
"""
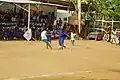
[0, 40, 120, 80]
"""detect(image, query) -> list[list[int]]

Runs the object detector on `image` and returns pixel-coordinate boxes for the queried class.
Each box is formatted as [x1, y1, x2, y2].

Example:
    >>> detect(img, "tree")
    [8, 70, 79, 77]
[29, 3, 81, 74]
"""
[95, 0, 120, 20]
[65, 0, 88, 12]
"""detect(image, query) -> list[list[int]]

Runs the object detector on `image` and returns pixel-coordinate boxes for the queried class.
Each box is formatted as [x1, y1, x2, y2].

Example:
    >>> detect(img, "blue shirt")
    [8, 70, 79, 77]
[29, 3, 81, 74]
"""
[118, 34, 120, 40]
[47, 31, 51, 42]
[58, 30, 66, 39]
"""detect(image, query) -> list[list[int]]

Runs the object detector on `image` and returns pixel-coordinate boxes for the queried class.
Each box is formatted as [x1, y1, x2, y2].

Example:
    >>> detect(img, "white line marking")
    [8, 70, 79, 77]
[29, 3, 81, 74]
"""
[4, 71, 94, 80]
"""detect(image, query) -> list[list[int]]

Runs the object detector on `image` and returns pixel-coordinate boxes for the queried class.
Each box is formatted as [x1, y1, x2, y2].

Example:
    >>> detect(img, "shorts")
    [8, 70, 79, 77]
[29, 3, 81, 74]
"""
[119, 39, 120, 43]
[59, 38, 64, 46]
[42, 39, 49, 43]
[47, 37, 51, 43]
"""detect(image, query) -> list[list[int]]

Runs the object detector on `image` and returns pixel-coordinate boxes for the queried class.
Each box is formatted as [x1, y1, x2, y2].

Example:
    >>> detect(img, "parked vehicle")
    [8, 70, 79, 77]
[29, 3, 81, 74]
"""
[87, 30, 104, 41]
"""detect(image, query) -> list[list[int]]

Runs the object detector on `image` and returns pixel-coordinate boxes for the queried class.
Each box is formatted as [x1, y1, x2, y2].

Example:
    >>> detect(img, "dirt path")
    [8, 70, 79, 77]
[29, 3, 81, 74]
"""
[0, 40, 120, 80]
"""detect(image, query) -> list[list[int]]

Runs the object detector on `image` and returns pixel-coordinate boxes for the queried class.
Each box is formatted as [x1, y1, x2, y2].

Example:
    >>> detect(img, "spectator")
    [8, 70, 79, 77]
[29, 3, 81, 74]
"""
[103, 23, 110, 42]
[58, 18, 63, 28]
[11, 16, 16, 22]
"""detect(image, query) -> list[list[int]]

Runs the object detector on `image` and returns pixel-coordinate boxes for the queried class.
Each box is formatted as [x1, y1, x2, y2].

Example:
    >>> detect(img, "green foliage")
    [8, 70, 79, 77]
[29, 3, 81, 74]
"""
[65, 0, 88, 12]
[66, 0, 120, 20]
[97, 0, 120, 19]
[63, 17, 67, 21]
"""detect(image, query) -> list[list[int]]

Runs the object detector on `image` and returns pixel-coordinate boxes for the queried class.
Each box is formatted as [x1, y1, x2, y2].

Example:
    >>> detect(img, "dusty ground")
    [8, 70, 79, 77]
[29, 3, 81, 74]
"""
[0, 40, 120, 80]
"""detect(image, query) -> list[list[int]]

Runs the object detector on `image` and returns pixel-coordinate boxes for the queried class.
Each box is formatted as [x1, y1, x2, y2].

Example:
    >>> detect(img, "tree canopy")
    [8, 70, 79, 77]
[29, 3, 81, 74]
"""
[65, 0, 120, 20]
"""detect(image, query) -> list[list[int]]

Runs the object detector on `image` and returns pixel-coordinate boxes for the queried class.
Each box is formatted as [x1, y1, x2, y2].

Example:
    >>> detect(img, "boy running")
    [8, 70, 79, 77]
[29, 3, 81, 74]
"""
[71, 30, 76, 46]
[41, 28, 52, 49]
[58, 28, 69, 49]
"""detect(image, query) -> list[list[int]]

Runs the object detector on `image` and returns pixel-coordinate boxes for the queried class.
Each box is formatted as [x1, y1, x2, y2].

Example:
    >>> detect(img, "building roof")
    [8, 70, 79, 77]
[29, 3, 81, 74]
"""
[0, 0, 89, 11]
[0, 0, 40, 3]
[32, 0, 89, 11]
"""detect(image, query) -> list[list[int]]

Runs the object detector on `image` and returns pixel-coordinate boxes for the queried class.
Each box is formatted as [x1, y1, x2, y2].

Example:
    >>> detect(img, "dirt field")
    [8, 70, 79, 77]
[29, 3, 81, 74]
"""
[0, 40, 120, 80]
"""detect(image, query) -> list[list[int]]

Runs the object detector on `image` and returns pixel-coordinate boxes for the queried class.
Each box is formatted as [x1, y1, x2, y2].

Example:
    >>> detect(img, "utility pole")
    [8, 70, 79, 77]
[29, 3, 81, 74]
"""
[78, 0, 81, 35]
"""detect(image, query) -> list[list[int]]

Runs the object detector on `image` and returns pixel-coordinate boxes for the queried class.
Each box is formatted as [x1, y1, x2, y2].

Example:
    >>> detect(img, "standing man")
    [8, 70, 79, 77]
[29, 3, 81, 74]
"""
[53, 17, 57, 30]
[58, 18, 63, 29]
[53, 17, 57, 39]
[103, 23, 110, 42]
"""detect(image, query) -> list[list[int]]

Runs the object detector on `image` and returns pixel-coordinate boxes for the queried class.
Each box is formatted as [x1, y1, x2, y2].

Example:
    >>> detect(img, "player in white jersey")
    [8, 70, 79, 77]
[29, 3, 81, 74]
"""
[41, 28, 52, 49]
[110, 28, 117, 44]
[71, 30, 76, 46]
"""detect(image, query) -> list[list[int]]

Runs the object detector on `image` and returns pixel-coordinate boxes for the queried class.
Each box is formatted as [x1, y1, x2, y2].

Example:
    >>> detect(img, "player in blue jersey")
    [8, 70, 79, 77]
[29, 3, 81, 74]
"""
[47, 28, 52, 44]
[118, 34, 120, 46]
[58, 28, 69, 49]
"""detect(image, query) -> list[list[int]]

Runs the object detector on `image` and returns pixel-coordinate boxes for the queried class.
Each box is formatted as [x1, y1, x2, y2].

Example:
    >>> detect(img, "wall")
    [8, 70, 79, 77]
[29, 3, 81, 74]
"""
[57, 9, 72, 23]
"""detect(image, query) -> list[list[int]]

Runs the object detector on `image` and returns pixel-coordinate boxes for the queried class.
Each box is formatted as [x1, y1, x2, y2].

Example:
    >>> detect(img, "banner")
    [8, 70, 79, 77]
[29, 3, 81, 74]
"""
[23, 28, 32, 41]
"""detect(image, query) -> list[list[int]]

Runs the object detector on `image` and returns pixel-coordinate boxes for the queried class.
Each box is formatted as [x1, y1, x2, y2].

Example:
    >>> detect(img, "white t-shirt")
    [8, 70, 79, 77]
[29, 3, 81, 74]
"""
[11, 17, 16, 22]
[111, 30, 116, 39]
[41, 31, 47, 40]
[71, 32, 76, 40]
[53, 20, 57, 26]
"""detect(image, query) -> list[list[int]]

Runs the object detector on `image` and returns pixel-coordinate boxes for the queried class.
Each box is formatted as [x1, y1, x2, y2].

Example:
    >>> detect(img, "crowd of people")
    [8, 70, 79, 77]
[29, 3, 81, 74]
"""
[0, 8, 76, 49]
[0, 9, 65, 40]
[1, 8, 120, 47]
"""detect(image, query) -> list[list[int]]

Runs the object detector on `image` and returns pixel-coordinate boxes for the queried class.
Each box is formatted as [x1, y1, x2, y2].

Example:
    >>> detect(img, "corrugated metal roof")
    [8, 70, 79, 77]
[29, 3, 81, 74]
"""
[0, 0, 89, 11]
[34, 0, 74, 9]
[0, 0, 40, 3]
[32, 0, 89, 11]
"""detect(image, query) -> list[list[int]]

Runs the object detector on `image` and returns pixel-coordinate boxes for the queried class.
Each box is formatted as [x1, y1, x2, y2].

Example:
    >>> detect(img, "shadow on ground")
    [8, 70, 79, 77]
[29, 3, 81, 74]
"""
[108, 69, 120, 74]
